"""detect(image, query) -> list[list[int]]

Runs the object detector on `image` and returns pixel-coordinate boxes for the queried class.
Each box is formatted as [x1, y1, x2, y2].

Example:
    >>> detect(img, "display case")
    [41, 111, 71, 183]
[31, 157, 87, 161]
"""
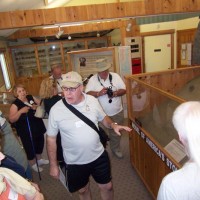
[10, 37, 111, 96]
[125, 66, 200, 199]
[87, 38, 108, 49]
[11, 46, 38, 77]
[10, 36, 111, 78]
[37, 43, 63, 75]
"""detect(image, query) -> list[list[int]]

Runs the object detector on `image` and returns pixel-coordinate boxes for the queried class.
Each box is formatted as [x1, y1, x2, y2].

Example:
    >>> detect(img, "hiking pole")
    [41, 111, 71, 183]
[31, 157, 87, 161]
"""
[26, 115, 42, 180]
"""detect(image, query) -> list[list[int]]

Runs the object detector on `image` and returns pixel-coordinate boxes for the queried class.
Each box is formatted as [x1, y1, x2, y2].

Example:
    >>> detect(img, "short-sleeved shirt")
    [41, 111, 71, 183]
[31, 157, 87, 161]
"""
[47, 93, 105, 165]
[85, 72, 126, 116]
[157, 162, 200, 200]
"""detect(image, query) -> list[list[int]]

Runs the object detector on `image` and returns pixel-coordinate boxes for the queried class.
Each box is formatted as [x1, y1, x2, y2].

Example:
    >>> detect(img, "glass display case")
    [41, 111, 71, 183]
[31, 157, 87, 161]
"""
[11, 36, 111, 78]
[10, 36, 111, 96]
[88, 38, 108, 49]
[125, 66, 200, 198]
[37, 43, 63, 75]
[128, 78, 187, 165]
[11, 46, 38, 77]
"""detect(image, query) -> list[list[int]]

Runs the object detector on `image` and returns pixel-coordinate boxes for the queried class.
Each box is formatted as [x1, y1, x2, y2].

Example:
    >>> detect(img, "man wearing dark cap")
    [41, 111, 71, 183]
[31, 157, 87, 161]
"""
[85, 59, 126, 159]
[46, 71, 131, 200]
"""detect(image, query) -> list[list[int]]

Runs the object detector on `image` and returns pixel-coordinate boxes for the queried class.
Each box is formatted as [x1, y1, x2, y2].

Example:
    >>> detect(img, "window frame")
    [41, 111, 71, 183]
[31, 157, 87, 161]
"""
[0, 48, 11, 91]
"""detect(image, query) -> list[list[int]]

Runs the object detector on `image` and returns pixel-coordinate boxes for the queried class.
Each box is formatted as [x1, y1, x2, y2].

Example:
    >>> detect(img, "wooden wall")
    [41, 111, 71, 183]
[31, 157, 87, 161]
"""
[129, 128, 172, 199]
[126, 66, 200, 96]
[177, 28, 196, 67]
[1, 0, 200, 30]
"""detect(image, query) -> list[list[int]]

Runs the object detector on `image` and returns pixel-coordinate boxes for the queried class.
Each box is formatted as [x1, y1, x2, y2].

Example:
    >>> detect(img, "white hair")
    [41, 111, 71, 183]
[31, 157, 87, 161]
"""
[172, 101, 200, 167]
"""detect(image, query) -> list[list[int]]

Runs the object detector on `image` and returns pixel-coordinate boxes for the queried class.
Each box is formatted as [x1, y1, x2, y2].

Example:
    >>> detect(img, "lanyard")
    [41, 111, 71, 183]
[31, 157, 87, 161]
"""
[97, 73, 113, 87]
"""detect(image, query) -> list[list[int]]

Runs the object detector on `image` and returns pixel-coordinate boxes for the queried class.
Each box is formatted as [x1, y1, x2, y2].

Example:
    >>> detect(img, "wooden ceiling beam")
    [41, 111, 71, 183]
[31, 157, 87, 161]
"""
[8, 20, 126, 39]
[1, 0, 200, 30]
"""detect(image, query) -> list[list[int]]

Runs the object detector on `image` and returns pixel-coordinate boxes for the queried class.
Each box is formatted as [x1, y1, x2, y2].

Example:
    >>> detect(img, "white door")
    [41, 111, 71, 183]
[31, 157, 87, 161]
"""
[144, 34, 171, 72]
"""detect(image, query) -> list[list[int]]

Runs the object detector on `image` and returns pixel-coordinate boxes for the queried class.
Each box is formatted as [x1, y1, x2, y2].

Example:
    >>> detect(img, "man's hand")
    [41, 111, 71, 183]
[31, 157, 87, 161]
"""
[49, 164, 60, 179]
[111, 123, 132, 136]
[98, 88, 108, 97]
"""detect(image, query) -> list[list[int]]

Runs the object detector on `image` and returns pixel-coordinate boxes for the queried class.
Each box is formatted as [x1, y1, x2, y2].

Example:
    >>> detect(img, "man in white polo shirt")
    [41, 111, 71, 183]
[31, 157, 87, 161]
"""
[46, 71, 131, 200]
[85, 59, 126, 159]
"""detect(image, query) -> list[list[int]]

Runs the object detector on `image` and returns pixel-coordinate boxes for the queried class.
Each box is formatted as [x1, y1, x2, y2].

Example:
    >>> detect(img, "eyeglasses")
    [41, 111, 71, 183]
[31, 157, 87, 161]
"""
[62, 85, 81, 92]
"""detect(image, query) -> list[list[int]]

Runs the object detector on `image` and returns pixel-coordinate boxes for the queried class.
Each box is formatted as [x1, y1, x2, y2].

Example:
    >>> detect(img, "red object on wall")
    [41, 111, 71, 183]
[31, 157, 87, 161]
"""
[132, 58, 141, 74]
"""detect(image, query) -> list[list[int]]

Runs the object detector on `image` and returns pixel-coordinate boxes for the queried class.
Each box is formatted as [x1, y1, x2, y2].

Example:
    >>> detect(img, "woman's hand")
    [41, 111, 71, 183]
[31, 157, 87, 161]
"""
[31, 105, 37, 110]
[20, 106, 30, 114]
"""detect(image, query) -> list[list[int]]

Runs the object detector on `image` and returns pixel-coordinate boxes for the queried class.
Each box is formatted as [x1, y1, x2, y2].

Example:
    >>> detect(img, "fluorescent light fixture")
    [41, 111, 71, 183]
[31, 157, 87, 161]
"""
[0, 54, 11, 90]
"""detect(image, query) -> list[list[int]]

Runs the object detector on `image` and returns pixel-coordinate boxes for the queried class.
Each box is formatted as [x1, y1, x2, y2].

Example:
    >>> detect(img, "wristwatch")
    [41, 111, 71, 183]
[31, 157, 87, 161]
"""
[110, 122, 118, 129]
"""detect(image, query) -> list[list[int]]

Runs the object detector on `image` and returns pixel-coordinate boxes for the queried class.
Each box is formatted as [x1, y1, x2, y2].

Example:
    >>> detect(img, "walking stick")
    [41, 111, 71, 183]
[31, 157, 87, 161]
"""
[26, 115, 42, 180]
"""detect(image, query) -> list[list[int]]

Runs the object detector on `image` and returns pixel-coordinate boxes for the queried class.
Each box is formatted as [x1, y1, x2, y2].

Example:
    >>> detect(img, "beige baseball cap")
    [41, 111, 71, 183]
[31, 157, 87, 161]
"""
[61, 71, 83, 88]
[96, 59, 112, 72]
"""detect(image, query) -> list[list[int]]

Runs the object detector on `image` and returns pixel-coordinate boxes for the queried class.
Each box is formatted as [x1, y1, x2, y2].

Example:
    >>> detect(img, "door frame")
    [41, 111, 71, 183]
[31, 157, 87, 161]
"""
[141, 29, 175, 72]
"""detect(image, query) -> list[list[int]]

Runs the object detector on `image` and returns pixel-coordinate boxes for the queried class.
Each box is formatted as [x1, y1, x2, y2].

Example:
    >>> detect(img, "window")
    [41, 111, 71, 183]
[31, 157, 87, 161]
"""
[0, 53, 11, 90]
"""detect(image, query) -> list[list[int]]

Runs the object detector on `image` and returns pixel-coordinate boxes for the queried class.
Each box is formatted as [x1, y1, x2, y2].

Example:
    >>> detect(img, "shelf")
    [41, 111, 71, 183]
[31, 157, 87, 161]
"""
[11, 36, 110, 78]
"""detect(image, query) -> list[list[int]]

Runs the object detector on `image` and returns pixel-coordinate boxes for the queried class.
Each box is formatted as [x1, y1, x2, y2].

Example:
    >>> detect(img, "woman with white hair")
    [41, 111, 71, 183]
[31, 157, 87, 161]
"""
[157, 101, 200, 200]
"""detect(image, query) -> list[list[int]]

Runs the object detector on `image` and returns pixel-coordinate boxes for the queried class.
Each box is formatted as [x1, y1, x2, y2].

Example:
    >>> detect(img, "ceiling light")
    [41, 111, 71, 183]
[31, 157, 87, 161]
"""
[55, 26, 64, 39]
[126, 23, 132, 32]
[68, 35, 71, 40]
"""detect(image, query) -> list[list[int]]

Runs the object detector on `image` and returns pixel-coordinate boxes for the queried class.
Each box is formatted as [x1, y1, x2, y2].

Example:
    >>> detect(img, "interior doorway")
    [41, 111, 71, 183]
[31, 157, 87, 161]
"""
[142, 30, 174, 73]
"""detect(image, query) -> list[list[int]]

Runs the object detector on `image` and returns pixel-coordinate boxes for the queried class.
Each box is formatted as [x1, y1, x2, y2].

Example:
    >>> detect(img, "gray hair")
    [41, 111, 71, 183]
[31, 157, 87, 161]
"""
[172, 101, 200, 167]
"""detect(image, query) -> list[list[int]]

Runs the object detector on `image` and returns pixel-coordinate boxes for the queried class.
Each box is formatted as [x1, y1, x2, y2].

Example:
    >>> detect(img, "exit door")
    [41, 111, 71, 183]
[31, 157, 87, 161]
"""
[144, 34, 172, 72]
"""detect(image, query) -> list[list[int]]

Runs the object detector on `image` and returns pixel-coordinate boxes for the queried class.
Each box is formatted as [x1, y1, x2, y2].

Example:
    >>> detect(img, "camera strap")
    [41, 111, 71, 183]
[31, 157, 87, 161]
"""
[97, 73, 113, 87]
[97, 73, 114, 103]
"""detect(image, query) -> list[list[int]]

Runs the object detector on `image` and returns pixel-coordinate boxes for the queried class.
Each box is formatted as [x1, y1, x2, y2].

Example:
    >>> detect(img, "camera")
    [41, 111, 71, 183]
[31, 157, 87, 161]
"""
[107, 86, 113, 98]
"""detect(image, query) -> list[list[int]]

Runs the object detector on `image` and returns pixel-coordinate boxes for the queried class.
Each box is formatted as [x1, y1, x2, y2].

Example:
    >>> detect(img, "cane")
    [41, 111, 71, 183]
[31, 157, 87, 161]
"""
[26, 115, 42, 180]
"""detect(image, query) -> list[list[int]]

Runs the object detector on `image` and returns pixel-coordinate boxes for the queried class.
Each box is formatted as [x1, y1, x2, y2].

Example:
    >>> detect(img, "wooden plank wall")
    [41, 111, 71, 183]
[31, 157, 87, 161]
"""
[15, 75, 48, 96]
[127, 66, 200, 95]
[1, 0, 200, 30]
[177, 28, 196, 67]
[129, 128, 172, 199]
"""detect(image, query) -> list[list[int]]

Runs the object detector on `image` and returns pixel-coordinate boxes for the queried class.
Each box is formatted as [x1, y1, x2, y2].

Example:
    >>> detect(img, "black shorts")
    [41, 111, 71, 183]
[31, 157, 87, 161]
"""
[66, 150, 112, 193]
